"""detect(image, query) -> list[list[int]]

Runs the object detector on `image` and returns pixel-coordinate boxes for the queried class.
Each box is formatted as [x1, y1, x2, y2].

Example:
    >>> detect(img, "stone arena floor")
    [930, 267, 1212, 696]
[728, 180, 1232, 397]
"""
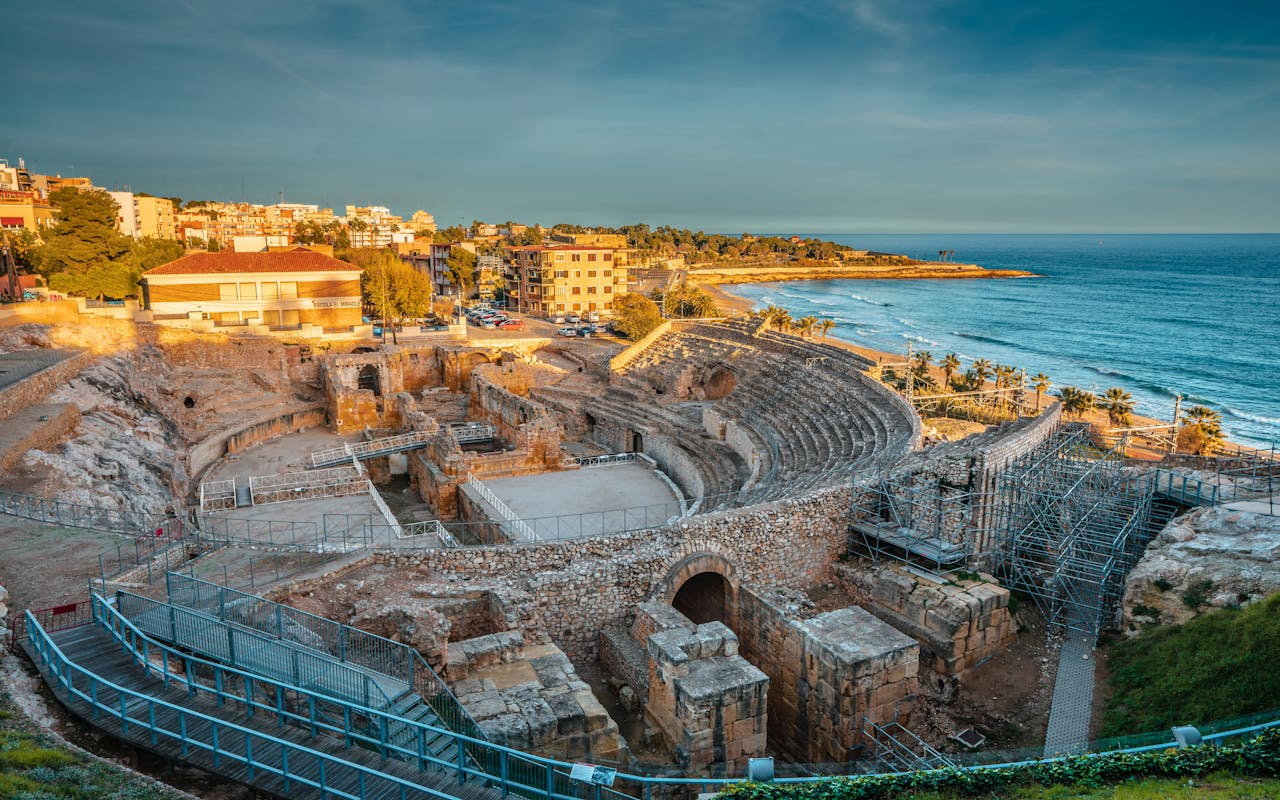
[483, 462, 682, 538]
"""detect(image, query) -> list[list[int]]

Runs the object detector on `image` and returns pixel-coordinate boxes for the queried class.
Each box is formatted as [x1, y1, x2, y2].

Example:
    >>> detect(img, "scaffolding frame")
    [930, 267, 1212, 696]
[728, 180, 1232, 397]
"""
[992, 425, 1156, 639]
[849, 468, 986, 575]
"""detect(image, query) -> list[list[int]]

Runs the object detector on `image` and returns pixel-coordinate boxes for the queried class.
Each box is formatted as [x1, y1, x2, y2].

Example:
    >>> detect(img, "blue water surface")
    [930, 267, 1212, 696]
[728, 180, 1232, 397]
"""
[728, 234, 1280, 447]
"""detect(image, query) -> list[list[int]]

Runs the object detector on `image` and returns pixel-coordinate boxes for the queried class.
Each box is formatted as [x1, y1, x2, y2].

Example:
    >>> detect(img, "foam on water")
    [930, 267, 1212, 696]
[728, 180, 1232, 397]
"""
[727, 234, 1280, 447]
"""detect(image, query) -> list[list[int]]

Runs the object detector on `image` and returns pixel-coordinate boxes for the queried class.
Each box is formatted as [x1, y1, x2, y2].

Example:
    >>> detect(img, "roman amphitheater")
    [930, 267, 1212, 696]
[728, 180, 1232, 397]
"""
[1, 309, 1277, 799]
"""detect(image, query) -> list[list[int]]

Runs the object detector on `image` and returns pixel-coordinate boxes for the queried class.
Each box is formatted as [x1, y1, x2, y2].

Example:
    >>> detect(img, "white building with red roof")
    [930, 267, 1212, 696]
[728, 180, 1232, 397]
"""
[140, 247, 364, 334]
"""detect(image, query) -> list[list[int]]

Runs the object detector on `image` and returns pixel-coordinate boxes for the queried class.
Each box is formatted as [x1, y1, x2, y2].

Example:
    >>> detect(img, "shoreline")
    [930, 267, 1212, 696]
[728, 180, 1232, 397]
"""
[701, 281, 1223, 457]
[686, 260, 1037, 287]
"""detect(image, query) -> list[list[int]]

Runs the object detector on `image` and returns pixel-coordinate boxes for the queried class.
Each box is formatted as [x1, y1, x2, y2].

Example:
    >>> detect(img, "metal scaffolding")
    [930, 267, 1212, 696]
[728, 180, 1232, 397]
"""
[992, 425, 1156, 639]
[849, 470, 984, 574]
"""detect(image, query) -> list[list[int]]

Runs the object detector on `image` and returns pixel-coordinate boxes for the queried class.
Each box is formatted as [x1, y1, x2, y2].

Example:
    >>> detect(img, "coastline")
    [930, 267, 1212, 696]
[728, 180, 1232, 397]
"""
[702, 281, 1193, 456]
[686, 260, 1037, 287]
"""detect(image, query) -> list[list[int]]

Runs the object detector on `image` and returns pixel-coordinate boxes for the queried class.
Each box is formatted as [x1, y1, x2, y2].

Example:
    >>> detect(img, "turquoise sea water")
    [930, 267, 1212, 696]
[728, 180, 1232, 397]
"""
[728, 234, 1280, 448]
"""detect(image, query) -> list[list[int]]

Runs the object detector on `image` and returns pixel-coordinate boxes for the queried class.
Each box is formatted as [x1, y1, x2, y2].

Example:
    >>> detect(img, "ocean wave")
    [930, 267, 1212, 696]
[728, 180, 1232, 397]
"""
[893, 317, 916, 327]
[1221, 406, 1280, 429]
[1084, 365, 1140, 383]
[951, 330, 1018, 349]
[900, 333, 943, 347]
[807, 296, 842, 306]
[849, 293, 890, 306]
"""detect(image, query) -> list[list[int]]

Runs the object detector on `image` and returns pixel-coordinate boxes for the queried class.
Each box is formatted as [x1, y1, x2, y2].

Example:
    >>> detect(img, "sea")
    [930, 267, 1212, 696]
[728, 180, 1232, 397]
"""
[727, 234, 1280, 449]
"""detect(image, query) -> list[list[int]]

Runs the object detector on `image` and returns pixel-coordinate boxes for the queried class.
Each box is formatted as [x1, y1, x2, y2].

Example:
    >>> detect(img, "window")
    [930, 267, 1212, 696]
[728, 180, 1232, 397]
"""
[603, 285, 612, 293]
[587, 286, 597, 294]
[587, 253, 597, 262]
[572, 286, 581, 295]
[571, 253, 581, 262]
[587, 270, 596, 278]
[555, 253, 565, 261]
[573, 270, 581, 278]
[588, 302, 598, 310]
[280, 282, 298, 299]
[280, 309, 300, 326]
[603, 270, 612, 277]
[555, 270, 567, 278]
[261, 282, 279, 300]
[556, 303, 565, 311]
[239, 282, 257, 300]
[572, 302, 581, 311]
[218, 283, 237, 301]
[603, 253, 612, 261]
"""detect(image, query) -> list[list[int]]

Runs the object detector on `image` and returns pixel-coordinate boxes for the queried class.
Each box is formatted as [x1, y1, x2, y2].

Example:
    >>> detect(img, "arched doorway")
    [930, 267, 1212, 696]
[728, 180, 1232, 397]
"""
[357, 364, 382, 396]
[672, 571, 729, 625]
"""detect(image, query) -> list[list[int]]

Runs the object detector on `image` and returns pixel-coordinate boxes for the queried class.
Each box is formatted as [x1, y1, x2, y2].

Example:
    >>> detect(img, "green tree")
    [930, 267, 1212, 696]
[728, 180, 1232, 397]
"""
[940, 353, 961, 390]
[1099, 386, 1136, 428]
[796, 315, 818, 337]
[612, 292, 663, 340]
[1, 229, 39, 270]
[444, 247, 477, 295]
[433, 225, 466, 243]
[1031, 373, 1051, 413]
[1056, 386, 1095, 419]
[818, 319, 836, 339]
[357, 250, 433, 344]
[970, 358, 993, 389]
[35, 188, 137, 298]
[1179, 405, 1225, 455]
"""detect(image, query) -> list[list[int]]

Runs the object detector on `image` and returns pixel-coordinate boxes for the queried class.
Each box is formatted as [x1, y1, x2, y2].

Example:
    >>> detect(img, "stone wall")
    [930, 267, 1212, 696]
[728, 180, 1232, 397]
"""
[832, 563, 1016, 680]
[0, 300, 80, 329]
[324, 347, 449, 431]
[0, 349, 94, 422]
[468, 363, 565, 467]
[0, 403, 80, 475]
[371, 486, 851, 661]
[184, 404, 327, 488]
[735, 586, 918, 764]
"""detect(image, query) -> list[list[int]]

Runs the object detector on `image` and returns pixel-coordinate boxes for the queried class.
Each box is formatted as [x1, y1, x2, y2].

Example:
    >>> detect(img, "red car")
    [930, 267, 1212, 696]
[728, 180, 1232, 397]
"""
[497, 319, 525, 330]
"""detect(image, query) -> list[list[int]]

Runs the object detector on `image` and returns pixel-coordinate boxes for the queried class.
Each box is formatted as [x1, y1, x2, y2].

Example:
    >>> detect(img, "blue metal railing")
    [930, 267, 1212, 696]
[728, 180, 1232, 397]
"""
[24, 608, 467, 800]
[116, 592, 398, 711]
[37, 596, 1280, 800]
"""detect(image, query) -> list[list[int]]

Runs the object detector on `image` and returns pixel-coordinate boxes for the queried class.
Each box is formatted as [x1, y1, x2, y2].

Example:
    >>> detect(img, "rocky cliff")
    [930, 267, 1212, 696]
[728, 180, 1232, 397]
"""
[1122, 507, 1280, 632]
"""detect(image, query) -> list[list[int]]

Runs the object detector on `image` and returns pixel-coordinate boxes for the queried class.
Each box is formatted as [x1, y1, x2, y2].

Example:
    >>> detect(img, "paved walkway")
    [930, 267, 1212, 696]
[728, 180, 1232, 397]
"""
[1043, 618, 1097, 757]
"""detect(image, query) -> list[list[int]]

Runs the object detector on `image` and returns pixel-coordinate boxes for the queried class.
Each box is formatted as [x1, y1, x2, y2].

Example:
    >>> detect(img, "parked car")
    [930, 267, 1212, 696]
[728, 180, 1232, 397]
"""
[497, 319, 525, 330]
[556, 327, 578, 337]
[551, 314, 567, 324]
[567, 314, 581, 324]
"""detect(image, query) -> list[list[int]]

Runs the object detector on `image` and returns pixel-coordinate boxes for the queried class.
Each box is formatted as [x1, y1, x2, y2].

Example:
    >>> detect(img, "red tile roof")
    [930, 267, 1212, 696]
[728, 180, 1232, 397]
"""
[143, 248, 359, 276]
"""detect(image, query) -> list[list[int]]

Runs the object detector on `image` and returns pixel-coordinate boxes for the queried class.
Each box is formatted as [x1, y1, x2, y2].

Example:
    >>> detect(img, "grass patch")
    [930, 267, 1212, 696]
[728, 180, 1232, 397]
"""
[0, 687, 184, 800]
[1102, 592, 1280, 737]
[908, 773, 1280, 799]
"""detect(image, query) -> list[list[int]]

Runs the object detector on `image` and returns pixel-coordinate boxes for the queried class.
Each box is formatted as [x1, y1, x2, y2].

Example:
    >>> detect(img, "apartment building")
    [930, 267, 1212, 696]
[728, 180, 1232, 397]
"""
[0, 190, 52, 233]
[136, 195, 176, 239]
[506, 245, 629, 318]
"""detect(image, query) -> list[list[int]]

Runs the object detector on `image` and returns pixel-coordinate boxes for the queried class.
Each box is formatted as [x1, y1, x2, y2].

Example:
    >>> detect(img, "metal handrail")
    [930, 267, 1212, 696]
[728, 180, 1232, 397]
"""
[23, 610, 470, 800]
[37, 597, 1280, 798]
[163, 573, 486, 744]
[465, 474, 540, 541]
[311, 430, 443, 468]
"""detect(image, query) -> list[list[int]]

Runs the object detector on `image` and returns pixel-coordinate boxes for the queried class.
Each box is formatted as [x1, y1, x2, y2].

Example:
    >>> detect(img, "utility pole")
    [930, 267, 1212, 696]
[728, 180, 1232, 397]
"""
[1171, 394, 1183, 454]
[2, 235, 19, 302]
[905, 342, 914, 400]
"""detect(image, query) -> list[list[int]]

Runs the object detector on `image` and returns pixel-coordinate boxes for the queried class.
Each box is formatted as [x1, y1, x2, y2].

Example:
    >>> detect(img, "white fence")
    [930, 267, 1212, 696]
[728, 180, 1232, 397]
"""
[465, 475, 540, 542]
[199, 479, 237, 513]
[248, 466, 369, 506]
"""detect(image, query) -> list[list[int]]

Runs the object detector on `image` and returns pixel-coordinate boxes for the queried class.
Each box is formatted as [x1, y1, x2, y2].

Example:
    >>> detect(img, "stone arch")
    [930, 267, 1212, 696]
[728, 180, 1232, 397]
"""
[702, 363, 737, 400]
[655, 549, 740, 630]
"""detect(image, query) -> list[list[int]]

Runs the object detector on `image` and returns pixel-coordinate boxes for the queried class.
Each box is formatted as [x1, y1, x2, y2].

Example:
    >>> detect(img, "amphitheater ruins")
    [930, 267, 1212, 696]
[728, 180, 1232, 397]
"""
[1, 307, 1277, 798]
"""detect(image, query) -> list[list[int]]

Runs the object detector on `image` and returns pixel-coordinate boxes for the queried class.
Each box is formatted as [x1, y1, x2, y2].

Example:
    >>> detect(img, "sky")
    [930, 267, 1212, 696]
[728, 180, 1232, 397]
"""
[1, 1, 1277, 233]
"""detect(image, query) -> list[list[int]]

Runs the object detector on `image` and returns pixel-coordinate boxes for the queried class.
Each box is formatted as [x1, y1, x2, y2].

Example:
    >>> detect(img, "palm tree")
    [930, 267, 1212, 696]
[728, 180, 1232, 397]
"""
[818, 319, 836, 339]
[1181, 405, 1225, 455]
[971, 358, 993, 389]
[1056, 386, 1095, 419]
[1099, 387, 1135, 428]
[1031, 373, 1051, 413]
[940, 353, 961, 391]
[796, 315, 818, 337]
[691, 291, 719, 318]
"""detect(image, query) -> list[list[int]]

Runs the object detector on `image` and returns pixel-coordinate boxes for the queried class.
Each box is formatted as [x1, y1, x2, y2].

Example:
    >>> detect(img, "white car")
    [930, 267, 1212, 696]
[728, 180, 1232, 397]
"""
[551, 314, 567, 324]
[567, 314, 581, 324]
[556, 327, 578, 336]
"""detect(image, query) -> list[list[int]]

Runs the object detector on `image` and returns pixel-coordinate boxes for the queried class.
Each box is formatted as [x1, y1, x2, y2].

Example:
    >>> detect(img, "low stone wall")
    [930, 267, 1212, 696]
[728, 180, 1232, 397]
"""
[833, 563, 1016, 679]
[608, 320, 674, 372]
[370, 486, 851, 661]
[0, 350, 94, 422]
[0, 403, 81, 475]
[0, 300, 80, 328]
[184, 404, 326, 489]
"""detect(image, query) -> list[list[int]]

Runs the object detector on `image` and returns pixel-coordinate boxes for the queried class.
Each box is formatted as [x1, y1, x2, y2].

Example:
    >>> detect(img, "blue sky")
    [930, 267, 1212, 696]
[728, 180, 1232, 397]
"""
[2, 0, 1277, 232]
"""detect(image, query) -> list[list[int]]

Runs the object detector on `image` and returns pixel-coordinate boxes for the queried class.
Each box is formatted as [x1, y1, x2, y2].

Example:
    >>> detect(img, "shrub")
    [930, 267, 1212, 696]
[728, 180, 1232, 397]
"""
[1182, 579, 1215, 611]
[1153, 578, 1173, 592]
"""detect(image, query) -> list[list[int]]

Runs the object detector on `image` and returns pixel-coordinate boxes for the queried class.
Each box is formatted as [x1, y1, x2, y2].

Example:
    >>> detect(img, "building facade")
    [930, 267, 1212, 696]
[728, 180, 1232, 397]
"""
[506, 245, 629, 318]
[140, 249, 363, 330]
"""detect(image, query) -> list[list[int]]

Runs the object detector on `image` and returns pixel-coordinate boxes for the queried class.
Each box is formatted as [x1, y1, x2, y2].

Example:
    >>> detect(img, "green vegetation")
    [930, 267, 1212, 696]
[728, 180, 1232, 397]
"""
[0, 689, 183, 799]
[445, 246, 477, 294]
[611, 293, 663, 340]
[659, 283, 720, 318]
[906, 774, 1280, 799]
[547, 224, 900, 265]
[350, 248, 433, 343]
[1177, 405, 1225, 455]
[717, 729, 1280, 800]
[1057, 385, 1096, 418]
[1102, 593, 1280, 737]
[29, 187, 184, 300]
[1100, 387, 1136, 428]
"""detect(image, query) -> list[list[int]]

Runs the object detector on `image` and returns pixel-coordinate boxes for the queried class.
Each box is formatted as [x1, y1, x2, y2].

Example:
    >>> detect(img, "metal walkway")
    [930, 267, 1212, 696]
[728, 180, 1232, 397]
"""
[24, 622, 499, 800]
[1043, 601, 1098, 757]
[310, 426, 495, 469]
